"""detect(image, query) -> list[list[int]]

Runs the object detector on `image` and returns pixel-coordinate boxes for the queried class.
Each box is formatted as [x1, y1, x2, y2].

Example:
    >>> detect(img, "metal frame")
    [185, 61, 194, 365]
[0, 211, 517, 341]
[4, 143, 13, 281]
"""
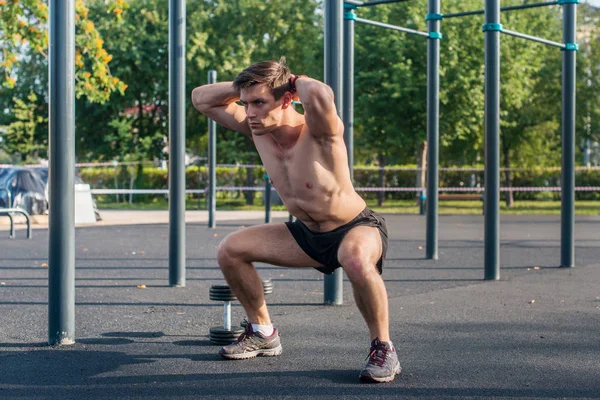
[443, 1, 559, 19]
[0, 208, 32, 239]
[426, 0, 440, 260]
[354, 17, 430, 38]
[208, 70, 217, 228]
[561, 2, 577, 268]
[502, 29, 565, 49]
[484, 0, 501, 280]
[324, 0, 345, 305]
[48, 0, 76, 346]
[168, 0, 186, 288]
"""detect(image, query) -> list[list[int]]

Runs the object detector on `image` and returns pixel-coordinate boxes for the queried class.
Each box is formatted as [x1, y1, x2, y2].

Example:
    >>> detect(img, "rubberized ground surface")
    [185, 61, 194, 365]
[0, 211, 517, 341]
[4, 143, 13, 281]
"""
[1, 212, 599, 399]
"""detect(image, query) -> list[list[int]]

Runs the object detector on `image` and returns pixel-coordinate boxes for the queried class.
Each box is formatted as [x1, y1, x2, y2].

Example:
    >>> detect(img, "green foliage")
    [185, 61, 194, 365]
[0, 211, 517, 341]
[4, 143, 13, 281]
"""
[0, 0, 127, 100]
[0, 91, 47, 162]
[78, 164, 600, 203]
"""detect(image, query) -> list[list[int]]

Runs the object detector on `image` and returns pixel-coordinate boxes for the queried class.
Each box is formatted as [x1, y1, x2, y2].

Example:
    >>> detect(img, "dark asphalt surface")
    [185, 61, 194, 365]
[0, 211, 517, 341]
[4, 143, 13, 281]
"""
[1, 214, 599, 399]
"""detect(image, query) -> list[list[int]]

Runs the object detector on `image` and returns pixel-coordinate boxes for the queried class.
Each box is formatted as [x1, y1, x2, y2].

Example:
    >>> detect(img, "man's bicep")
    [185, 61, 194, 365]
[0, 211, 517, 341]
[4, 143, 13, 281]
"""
[204, 103, 251, 137]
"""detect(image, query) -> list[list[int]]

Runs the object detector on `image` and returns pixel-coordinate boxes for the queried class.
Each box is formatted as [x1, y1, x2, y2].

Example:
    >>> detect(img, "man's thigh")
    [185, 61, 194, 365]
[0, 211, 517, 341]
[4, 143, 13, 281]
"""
[222, 223, 323, 268]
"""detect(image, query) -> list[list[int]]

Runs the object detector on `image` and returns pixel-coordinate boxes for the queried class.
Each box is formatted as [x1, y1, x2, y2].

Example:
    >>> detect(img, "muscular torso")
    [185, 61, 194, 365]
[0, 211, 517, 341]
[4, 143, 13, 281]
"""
[253, 123, 366, 232]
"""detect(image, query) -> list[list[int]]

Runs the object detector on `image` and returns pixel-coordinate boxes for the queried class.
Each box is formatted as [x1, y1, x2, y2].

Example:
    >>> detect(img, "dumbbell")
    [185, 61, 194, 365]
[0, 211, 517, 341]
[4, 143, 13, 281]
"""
[209, 279, 274, 345]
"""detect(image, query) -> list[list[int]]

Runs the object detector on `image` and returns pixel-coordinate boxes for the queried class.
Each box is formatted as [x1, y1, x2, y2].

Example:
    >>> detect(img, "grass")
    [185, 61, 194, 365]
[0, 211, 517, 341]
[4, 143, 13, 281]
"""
[95, 196, 600, 215]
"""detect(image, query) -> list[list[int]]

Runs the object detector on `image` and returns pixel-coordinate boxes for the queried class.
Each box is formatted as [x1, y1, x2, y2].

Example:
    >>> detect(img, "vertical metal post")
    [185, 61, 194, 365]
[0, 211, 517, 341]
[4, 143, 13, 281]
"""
[208, 70, 217, 228]
[48, 0, 75, 345]
[484, 0, 501, 280]
[264, 174, 272, 223]
[343, 6, 355, 181]
[324, 0, 344, 305]
[168, 0, 186, 287]
[426, 0, 441, 260]
[561, 2, 577, 268]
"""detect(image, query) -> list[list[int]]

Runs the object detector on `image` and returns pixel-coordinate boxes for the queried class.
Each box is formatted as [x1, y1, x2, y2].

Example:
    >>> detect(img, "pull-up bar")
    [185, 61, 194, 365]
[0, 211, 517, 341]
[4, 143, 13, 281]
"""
[354, 16, 431, 38]
[345, 0, 411, 7]
[441, 1, 558, 19]
[502, 28, 566, 49]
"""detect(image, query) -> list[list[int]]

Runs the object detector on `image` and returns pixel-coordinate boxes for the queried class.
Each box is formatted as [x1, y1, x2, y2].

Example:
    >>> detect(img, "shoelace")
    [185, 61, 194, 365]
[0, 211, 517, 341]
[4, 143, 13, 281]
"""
[366, 343, 388, 367]
[235, 324, 254, 344]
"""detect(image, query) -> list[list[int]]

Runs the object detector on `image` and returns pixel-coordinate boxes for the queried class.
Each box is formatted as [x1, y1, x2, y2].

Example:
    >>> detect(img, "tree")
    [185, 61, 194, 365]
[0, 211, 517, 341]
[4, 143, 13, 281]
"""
[1, 0, 127, 101]
[577, 4, 600, 150]
[0, 0, 128, 162]
[0, 91, 46, 162]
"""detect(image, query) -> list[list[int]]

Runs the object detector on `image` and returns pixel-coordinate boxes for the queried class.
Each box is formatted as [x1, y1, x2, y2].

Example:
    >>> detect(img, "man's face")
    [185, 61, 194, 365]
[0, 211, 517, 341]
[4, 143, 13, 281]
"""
[240, 83, 285, 136]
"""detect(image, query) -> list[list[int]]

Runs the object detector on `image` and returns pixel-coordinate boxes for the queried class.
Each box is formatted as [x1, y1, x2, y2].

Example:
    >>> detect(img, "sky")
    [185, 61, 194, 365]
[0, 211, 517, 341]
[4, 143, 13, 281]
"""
[585, 0, 600, 7]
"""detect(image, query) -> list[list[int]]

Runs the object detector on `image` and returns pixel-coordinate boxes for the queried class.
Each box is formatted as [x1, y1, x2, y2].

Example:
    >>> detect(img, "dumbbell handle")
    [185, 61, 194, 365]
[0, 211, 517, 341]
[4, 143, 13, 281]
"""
[223, 301, 231, 330]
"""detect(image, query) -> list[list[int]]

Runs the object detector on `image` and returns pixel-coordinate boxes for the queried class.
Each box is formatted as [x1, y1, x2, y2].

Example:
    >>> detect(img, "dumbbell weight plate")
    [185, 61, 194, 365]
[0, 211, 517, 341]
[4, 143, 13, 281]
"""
[209, 285, 237, 302]
[209, 326, 245, 345]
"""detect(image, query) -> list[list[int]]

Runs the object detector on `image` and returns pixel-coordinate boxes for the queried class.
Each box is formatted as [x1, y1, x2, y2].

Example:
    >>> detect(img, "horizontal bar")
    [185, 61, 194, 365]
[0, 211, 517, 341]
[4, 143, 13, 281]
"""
[502, 29, 565, 48]
[355, 17, 430, 37]
[361, 0, 411, 6]
[345, 0, 364, 6]
[444, 1, 558, 19]
[500, 1, 559, 12]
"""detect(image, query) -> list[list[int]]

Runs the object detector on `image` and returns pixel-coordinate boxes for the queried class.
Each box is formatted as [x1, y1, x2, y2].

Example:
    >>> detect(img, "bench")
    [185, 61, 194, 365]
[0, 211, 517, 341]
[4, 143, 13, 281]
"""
[0, 208, 32, 239]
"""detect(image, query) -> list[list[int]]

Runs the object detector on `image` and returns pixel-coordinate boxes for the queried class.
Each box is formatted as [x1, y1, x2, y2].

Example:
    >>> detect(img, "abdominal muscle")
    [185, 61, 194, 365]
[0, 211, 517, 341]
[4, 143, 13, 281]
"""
[257, 133, 366, 232]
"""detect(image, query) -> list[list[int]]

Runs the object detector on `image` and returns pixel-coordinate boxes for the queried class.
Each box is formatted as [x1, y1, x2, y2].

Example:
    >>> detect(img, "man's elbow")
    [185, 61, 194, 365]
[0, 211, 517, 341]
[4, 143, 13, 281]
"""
[191, 86, 210, 113]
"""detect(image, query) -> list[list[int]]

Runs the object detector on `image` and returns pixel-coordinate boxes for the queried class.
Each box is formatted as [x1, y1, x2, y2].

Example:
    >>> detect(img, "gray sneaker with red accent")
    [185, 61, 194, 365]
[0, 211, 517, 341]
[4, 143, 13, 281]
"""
[218, 324, 282, 360]
[359, 338, 401, 383]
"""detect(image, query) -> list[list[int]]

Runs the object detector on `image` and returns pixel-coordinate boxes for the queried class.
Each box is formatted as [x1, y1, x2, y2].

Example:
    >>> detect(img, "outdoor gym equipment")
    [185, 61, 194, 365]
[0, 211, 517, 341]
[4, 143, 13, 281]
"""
[46, 0, 579, 344]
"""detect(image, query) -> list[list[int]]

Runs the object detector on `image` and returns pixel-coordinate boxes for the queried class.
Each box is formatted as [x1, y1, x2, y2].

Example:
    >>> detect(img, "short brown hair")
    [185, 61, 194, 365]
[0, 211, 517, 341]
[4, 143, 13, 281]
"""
[233, 57, 291, 99]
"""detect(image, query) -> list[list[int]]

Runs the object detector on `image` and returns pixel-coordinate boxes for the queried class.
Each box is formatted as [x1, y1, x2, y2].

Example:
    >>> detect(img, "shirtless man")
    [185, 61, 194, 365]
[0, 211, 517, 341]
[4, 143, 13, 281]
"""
[191, 58, 400, 383]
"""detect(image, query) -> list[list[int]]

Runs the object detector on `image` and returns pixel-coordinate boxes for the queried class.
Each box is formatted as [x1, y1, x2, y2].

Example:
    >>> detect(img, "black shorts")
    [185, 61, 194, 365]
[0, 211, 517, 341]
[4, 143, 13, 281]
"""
[285, 207, 388, 275]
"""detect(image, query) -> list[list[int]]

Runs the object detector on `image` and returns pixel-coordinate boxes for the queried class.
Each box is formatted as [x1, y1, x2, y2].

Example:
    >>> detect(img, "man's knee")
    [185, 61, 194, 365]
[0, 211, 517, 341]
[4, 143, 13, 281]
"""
[338, 243, 379, 282]
[217, 233, 245, 269]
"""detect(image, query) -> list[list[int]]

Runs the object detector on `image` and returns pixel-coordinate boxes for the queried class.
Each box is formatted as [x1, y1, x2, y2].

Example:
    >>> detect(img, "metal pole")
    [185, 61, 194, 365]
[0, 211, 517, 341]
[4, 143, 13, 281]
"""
[168, 0, 186, 287]
[324, 0, 344, 305]
[344, 7, 355, 181]
[561, 2, 577, 268]
[484, 0, 501, 280]
[426, 0, 440, 260]
[208, 70, 217, 228]
[264, 174, 272, 224]
[48, 0, 75, 345]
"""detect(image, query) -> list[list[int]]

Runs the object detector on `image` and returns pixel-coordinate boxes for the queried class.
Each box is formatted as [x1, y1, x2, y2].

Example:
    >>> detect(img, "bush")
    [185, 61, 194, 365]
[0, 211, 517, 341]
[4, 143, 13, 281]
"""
[78, 164, 600, 203]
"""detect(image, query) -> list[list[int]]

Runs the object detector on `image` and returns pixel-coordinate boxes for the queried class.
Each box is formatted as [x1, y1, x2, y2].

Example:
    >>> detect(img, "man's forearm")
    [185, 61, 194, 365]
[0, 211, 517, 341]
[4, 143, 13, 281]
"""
[191, 82, 239, 112]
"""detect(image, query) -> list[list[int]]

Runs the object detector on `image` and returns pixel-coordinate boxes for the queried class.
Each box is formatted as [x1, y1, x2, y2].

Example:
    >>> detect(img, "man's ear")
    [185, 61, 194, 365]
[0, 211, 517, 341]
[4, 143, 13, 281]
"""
[281, 91, 293, 109]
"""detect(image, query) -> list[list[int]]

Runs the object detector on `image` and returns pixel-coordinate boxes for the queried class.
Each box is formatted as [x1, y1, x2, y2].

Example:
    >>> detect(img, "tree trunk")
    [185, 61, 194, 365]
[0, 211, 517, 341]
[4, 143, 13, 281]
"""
[377, 153, 385, 207]
[502, 145, 514, 208]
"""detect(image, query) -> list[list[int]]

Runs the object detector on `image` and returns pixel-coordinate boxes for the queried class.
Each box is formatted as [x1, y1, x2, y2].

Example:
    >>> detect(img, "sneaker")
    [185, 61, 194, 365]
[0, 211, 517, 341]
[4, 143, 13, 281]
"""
[359, 338, 401, 383]
[218, 323, 282, 360]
